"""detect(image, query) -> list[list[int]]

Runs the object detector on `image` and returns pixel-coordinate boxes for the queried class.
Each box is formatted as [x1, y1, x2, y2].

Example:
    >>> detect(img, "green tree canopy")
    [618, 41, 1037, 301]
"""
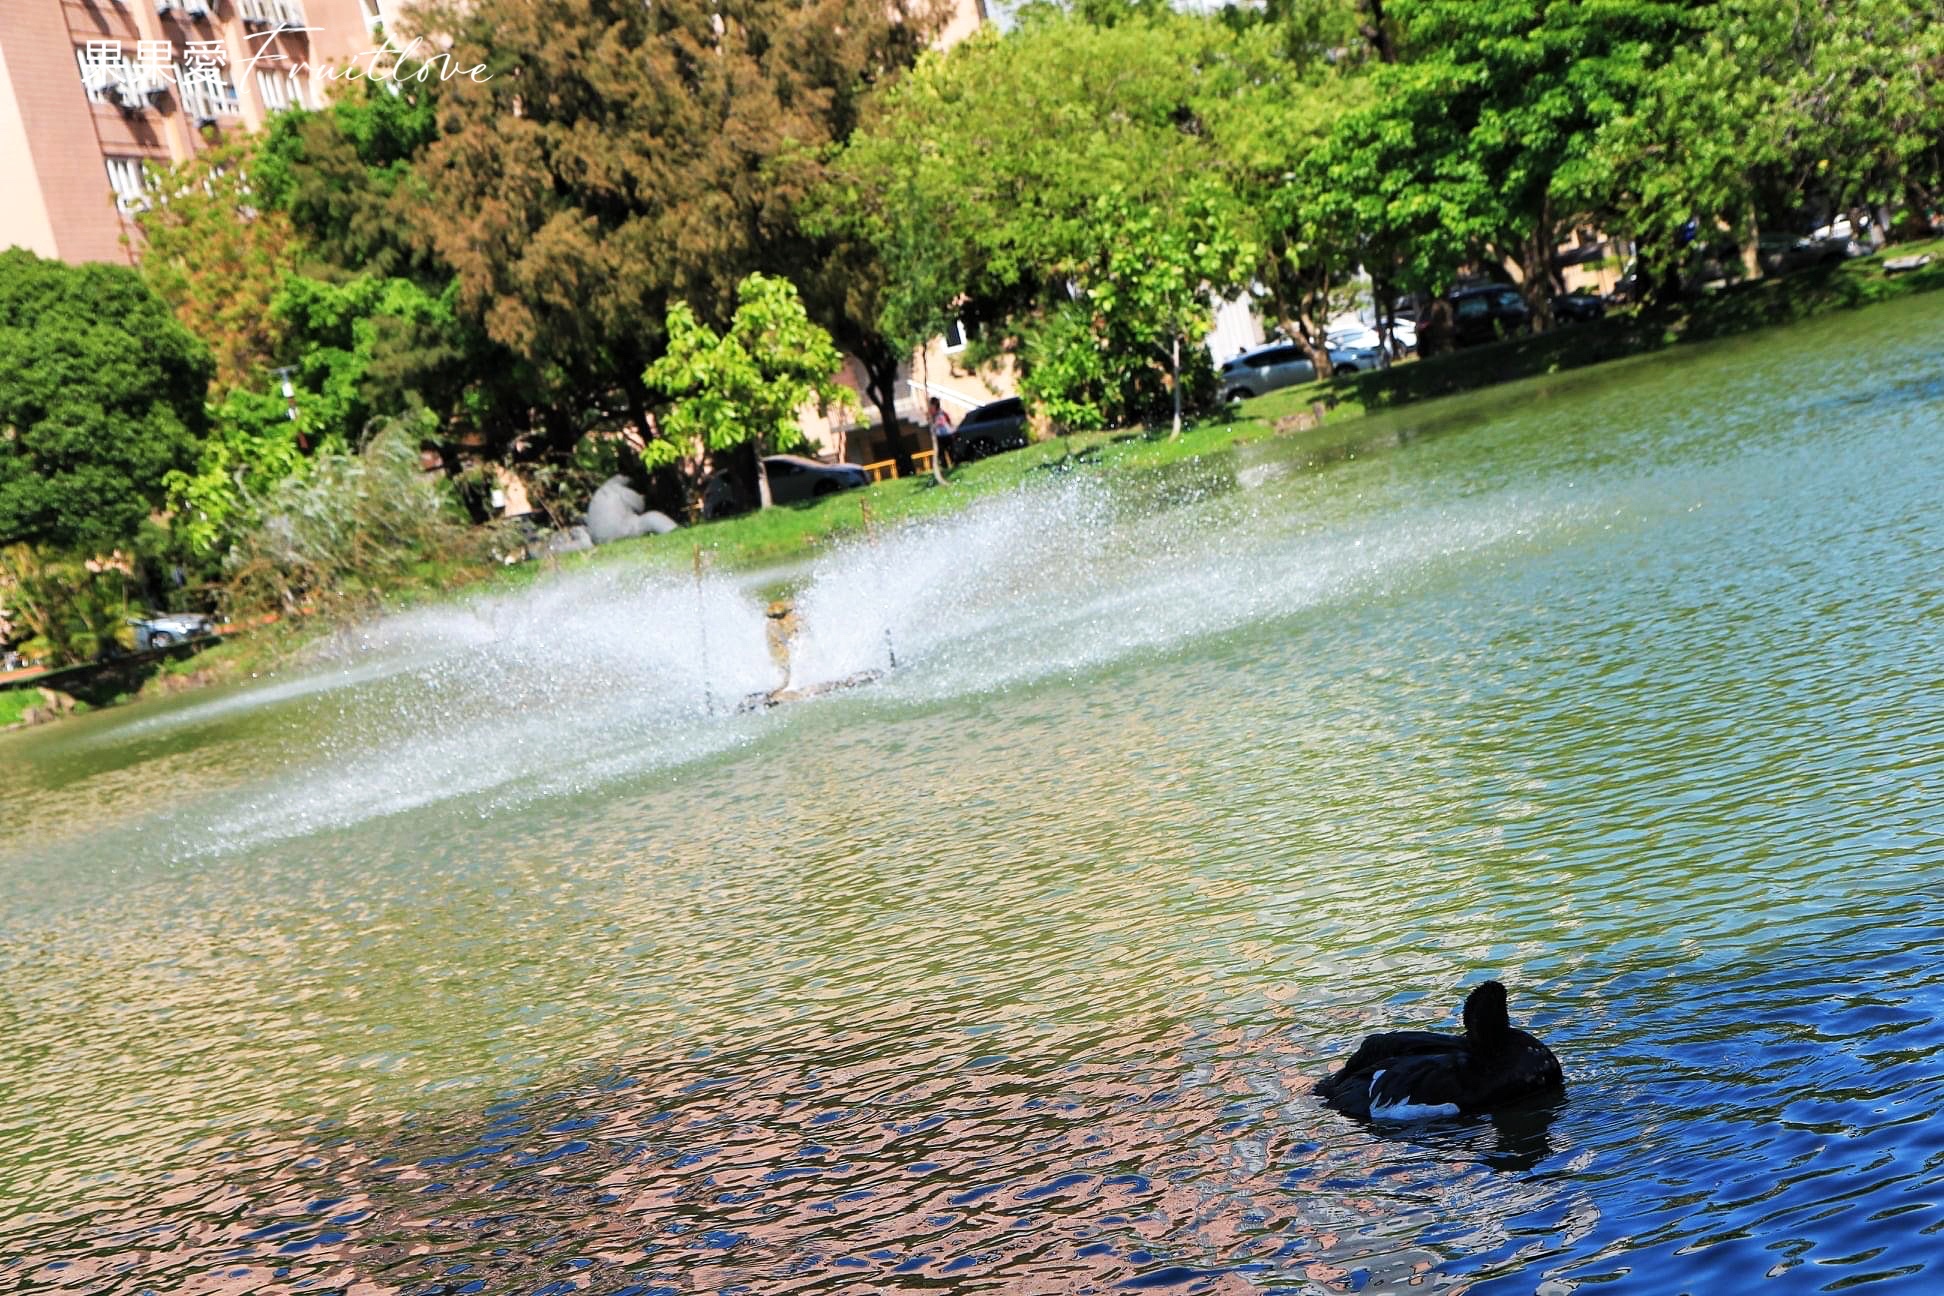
[825, 11, 1267, 427]
[134, 133, 300, 388]
[413, 0, 941, 455]
[1319, 0, 1694, 328]
[644, 273, 855, 508]
[1595, 0, 1944, 278]
[0, 250, 211, 553]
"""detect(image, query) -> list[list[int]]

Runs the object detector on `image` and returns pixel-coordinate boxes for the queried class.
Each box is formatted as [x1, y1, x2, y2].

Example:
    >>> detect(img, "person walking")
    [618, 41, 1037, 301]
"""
[928, 396, 956, 480]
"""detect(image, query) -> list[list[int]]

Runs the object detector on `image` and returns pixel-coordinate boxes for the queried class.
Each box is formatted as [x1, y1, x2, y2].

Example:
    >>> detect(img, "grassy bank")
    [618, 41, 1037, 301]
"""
[8, 236, 1940, 728]
[0, 687, 38, 728]
[559, 237, 1944, 577]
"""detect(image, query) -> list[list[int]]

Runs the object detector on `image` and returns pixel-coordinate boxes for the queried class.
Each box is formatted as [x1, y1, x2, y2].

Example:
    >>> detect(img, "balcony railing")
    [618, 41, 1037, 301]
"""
[176, 77, 239, 124]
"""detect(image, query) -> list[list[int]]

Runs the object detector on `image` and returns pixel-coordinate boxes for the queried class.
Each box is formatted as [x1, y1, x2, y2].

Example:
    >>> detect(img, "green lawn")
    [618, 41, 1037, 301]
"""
[0, 687, 39, 729]
[34, 233, 1944, 721]
[457, 237, 1944, 584]
[505, 412, 1312, 578]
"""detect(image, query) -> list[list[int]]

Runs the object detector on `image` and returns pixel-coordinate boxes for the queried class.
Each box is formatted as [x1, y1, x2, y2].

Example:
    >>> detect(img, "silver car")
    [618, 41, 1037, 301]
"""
[1220, 341, 1382, 401]
[762, 455, 869, 505]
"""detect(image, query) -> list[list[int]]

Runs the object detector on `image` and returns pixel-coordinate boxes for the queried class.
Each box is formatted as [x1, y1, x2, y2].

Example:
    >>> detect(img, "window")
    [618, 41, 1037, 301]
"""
[178, 73, 240, 123]
[943, 318, 969, 353]
[238, 0, 309, 26]
[104, 157, 154, 213]
[75, 45, 121, 104]
[256, 69, 310, 113]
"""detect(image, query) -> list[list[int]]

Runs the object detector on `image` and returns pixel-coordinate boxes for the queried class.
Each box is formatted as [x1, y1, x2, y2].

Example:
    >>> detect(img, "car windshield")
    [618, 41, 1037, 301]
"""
[966, 401, 1021, 424]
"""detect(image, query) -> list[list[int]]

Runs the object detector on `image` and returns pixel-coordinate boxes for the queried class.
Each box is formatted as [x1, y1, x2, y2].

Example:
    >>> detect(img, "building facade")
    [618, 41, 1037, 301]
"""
[0, 0, 400, 265]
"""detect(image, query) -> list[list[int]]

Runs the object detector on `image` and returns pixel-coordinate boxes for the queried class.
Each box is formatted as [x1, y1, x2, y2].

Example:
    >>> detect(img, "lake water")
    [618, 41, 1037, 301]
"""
[2, 295, 1941, 1293]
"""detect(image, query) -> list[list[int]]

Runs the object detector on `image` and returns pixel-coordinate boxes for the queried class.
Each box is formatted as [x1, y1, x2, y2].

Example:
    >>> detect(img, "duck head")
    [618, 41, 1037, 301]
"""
[1462, 979, 1511, 1043]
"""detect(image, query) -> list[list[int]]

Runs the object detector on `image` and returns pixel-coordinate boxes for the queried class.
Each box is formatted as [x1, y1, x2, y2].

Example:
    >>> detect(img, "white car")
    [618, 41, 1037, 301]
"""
[1219, 340, 1383, 402]
[1328, 318, 1418, 353]
[764, 455, 868, 504]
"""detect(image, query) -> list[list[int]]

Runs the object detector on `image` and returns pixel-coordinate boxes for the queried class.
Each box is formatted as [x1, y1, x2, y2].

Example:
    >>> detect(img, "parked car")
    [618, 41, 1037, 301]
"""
[1757, 234, 1855, 276]
[952, 397, 1030, 462]
[1447, 285, 1531, 347]
[1327, 318, 1417, 355]
[129, 611, 218, 651]
[1550, 291, 1607, 323]
[763, 454, 869, 505]
[1219, 341, 1383, 401]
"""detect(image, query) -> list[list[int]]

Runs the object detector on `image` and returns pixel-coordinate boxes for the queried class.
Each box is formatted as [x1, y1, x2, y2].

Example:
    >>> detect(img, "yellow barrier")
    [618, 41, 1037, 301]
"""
[860, 448, 936, 482]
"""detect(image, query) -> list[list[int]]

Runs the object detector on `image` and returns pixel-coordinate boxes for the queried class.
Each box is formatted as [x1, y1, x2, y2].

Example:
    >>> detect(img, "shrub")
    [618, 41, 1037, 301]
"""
[222, 423, 502, 616]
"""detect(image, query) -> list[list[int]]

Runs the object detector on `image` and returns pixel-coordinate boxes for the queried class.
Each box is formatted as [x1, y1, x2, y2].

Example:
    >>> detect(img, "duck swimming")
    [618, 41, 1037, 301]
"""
[1315, 980, 1563, 1121]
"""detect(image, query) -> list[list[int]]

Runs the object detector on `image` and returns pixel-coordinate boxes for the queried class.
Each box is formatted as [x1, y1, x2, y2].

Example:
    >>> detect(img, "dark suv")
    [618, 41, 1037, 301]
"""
[1448, 285, 1531, 347]
[953, 397, 1030, 461]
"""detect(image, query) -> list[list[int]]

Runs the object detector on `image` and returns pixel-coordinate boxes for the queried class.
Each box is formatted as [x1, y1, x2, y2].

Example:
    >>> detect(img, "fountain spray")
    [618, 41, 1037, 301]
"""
[692, 544, 714, 716]
[860, 499, 898, 671]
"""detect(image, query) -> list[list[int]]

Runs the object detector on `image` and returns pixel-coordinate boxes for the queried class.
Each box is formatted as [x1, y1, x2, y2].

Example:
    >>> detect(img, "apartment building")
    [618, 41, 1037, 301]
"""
[0, 0, 401, 265]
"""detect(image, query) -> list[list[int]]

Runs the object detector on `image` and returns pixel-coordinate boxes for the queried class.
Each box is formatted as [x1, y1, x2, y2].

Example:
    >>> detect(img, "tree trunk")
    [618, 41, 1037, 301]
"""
[1522, 208, 1556, 333]
[1360, 0, 1398, 63]
[754, 434, 773, 509]
[1896, 181, 1935, 240]
[860, 342, 915, 477]
[621, 374, 655, 455]
[1415, 297, 1456, 356]
[1285, 299, 1334, 379]
[1263, 245, 1334, 378]
[1740, 201, 1763, 282]
[863, 347, 913, 479]
[1170, 332, 1182, 438]
[1373, 272, 1396, 367]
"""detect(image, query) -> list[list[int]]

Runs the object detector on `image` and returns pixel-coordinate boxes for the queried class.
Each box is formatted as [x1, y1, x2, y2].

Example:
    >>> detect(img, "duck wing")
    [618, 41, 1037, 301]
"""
[1315, 1029, 1467, 1109]
[1366, 1052, 1466, 1120]
[1317, 1047, 1468, 1120]
[1314, 1029, 1465, 1100]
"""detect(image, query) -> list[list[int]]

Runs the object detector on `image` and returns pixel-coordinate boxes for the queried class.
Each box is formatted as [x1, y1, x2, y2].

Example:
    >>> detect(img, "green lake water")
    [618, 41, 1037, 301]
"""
[2, 294, 1941, 1293]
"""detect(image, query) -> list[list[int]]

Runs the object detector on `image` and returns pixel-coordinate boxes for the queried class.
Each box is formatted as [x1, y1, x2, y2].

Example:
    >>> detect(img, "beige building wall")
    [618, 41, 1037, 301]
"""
[0, 35, 62, 259]
[0, 0, 389, 266]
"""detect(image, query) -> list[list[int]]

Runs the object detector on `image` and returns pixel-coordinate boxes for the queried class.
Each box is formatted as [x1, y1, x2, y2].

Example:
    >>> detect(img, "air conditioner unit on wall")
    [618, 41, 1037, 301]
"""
[115, 72, 169, 112]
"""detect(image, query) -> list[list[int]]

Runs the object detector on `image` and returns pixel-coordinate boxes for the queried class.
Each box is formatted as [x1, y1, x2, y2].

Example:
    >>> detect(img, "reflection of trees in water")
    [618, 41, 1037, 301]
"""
[5, 1016, 1585, 1293]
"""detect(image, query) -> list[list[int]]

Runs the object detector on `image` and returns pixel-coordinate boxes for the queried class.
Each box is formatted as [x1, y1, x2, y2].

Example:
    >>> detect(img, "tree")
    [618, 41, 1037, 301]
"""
[1595, 0, 1944, 282]
[1319, 0, 1694, 333]
[412, 0, 943, 467]
[828, 11, 1263, 429]
[870, 174, 963, 482]
[644, 274, 856, 510]
[0, 250, 210, 553]
[0, 544, 134, 665]
[1064, 184, 1254, 436]
[254, 81, 559, 486]
[134, 133, 300, 388]
[1195, 14, 1368, 374]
